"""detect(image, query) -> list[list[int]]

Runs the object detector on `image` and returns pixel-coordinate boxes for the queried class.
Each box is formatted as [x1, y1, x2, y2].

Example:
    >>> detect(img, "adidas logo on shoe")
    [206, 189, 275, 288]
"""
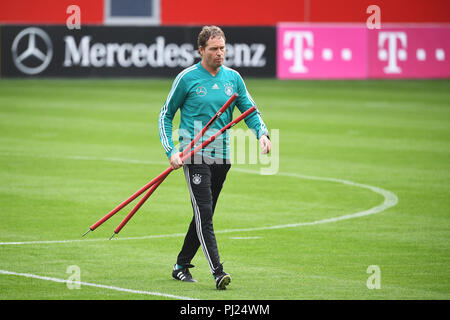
[172, 264, 197, 282]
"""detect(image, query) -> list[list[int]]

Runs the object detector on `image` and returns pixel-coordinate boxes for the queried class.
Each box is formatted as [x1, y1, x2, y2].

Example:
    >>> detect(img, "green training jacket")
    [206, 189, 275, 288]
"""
[158, 62, 268, 159]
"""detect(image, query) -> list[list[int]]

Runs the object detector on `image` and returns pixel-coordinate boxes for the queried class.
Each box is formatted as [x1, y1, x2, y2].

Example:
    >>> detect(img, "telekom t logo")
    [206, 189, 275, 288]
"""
[378, 32, 407, 74]
[283, 31, 314, 73]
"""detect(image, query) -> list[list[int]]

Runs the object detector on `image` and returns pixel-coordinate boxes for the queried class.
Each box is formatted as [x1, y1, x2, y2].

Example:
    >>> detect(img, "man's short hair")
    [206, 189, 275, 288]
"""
[197, 26, 226, 48]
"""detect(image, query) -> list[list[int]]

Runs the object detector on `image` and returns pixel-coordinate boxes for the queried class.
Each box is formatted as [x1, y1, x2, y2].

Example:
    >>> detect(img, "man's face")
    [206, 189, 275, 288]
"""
[200, 36, 226, 70]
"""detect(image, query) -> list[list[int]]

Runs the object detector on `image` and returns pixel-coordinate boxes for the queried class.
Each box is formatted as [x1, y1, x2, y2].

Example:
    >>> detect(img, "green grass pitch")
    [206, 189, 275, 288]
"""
[0, 78, 449, 300]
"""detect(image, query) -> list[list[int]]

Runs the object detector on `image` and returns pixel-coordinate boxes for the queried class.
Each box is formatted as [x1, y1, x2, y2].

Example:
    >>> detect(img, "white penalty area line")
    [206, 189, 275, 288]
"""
[0, 270, 197, 300]
[0, 157, 398, 246]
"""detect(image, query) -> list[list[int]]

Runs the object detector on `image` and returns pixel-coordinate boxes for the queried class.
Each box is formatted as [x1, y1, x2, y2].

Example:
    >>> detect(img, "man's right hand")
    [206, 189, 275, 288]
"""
[169, 152, 183, 170]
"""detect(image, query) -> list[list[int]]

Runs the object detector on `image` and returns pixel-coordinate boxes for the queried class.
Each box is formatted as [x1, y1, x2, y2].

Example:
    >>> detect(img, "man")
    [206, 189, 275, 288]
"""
[158, 26, 271, 290]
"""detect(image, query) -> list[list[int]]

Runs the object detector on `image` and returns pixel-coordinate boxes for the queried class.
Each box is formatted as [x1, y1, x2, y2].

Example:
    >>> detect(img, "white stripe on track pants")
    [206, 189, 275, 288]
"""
[177, 160, 231, 274]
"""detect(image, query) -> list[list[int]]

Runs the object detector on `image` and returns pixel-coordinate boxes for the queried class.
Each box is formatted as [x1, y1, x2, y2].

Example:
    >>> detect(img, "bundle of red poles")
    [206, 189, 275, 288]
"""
[82, 93, 256, 239]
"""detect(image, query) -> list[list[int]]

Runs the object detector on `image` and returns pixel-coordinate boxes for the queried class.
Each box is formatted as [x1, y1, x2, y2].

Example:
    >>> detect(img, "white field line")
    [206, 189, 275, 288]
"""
[67, 155, 168, 166]
[0, 151, 168, 166]
[0, 269, 197, 300]
[230, 236, 261, 240]
[0, 155, 398, 299]
[0, 156, 398, 246]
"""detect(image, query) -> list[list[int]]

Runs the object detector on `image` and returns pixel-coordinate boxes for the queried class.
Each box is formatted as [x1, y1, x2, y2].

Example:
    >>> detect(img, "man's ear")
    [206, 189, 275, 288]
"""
[198, 46, 204, 57]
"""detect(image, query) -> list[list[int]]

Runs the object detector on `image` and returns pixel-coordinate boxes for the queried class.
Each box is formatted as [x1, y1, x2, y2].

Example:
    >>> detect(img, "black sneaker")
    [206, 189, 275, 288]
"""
[213, 264, 231, 290]
[172, 264, 197, 282]
[215, 272, 231, 290]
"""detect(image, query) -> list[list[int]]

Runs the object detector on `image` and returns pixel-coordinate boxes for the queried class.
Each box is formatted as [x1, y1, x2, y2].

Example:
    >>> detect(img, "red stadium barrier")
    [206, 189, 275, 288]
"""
[1, 0, 449, 25]
[162, 0, 450, 25]
[0, 0, 103, 25]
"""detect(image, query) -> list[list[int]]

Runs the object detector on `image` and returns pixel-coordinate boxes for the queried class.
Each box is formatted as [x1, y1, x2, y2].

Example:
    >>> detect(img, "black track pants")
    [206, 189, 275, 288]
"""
[177, 161, 231, 274]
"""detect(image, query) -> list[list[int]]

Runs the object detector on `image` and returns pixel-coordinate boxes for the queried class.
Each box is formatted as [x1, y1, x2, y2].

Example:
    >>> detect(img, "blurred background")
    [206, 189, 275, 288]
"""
[1, 0, 449, 79]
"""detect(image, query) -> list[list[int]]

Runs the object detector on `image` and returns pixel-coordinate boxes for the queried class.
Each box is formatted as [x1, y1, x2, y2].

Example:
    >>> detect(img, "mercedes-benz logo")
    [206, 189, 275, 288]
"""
[12, 27, 53, 75]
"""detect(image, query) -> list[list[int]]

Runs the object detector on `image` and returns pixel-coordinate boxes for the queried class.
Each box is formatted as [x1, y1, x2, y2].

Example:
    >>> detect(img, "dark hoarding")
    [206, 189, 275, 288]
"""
[1, 25, 275, 78]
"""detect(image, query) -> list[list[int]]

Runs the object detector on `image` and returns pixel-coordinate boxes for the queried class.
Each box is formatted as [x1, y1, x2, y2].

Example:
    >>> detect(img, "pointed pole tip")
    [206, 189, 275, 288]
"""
[82, 229, 91, 237]
[109, 232, 117, 240]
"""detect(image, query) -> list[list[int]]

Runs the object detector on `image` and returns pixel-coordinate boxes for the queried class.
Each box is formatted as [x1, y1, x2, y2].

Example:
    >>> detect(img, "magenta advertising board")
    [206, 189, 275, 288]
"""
[277, 23, 367, 79]
[277, 23, 450, 79]
[368, 26, 450, 78]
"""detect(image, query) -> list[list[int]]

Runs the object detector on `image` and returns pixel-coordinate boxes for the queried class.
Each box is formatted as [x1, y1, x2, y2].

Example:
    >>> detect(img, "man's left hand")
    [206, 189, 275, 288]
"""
[260, 135, 271, 154]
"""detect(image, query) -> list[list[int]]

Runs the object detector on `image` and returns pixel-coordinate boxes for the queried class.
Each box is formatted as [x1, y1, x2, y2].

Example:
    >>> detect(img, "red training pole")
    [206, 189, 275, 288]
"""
[110, 178, 165, 239]
[83, 166, 172, 235]
[184, 93, 238, 154]
[109, 106, 257, 238]
[82, 94, 238, 237]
